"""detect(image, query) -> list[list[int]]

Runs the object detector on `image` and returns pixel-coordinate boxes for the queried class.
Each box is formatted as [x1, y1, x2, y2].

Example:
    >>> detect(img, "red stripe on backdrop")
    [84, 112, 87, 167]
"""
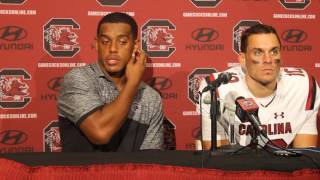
[0, 158, 319, 180]
[0, 0, 319, 151]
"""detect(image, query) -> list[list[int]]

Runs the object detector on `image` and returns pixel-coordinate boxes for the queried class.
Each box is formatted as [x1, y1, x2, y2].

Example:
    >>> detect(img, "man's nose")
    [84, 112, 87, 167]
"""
[262, 53, 273, 63]
[109, 41, 118, 52]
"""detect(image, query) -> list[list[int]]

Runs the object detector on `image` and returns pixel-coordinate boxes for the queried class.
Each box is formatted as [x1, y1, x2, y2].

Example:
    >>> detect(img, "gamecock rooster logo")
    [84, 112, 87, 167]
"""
[44, 127, 61, 152]
[0, 77, 29, 101]
[189, 75, 205, 104]
[233, 20, 261, 54]
[233, 26, 251, 53]
[142, 27, 174, 50]
[44, 27, 79, 51]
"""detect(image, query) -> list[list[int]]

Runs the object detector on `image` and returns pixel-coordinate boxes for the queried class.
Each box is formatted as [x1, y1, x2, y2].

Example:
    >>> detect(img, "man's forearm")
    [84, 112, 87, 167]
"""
[293, 134, 318, 148]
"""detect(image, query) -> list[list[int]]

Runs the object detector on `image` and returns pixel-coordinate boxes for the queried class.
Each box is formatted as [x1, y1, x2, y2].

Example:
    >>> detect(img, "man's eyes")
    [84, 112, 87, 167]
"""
[119, 39, 128, 45]
[253, 50, 279, 56]
[254, 51, 263, 56]
[270, 49, 279, 56]
[100, 38, 109, 44]
[100, 39, 128, 45]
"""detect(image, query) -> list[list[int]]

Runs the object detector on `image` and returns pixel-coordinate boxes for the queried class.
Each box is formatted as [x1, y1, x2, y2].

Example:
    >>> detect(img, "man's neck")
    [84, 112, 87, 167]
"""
[109, 74, 127, 91]
[98, 62, 127, 90]
[245, 76, 277, 98]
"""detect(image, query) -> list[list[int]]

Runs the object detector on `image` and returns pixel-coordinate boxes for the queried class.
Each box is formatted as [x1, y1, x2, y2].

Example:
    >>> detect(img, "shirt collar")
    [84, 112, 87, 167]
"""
[93, 61, 113, 81]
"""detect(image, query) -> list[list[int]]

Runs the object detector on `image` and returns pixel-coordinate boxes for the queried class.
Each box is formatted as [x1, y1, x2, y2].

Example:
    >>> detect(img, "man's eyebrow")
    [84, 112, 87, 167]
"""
[250, 47, 280, 51]
[98, 34, 109, 38]
[98, 34, 130, 39]
[117, 34, 130, 39]
[251, 47, 263, 51]
[270, 46, 280, 51]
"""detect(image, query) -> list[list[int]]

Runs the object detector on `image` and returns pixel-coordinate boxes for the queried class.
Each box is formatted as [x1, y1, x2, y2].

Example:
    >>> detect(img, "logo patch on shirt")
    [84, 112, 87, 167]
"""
[129, 102, 143, 122]
[274, 112, 285, 119]
[131, 102, 141, 112]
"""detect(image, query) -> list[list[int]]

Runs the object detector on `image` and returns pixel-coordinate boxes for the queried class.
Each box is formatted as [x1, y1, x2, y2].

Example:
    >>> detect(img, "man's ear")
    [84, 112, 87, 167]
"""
[93, 38, 98, 51]
[134, 39, 139, 50]
[238, 52, 247, 73]
[238, 52, 246, 67]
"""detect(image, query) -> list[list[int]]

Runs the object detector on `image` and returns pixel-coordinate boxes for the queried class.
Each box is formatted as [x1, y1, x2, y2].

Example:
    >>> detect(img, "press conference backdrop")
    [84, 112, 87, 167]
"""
[0, 0, 319, 153]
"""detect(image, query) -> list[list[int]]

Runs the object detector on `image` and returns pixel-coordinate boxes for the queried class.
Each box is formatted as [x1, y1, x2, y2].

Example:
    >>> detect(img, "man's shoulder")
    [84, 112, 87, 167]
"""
[64, 63, 97, 80]
[141, 82, 162, 100]
[279, 67, 309, 84]
[277, 67, 312, 98]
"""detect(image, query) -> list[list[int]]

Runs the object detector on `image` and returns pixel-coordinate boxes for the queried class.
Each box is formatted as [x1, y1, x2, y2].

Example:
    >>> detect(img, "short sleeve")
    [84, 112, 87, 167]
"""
[57, 68, 104, 125]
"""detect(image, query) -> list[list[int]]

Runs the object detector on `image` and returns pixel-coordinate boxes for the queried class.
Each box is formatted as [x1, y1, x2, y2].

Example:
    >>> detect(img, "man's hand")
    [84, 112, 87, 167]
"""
[293, 134, 318, 148]
[202, 140, 230, 150]
[126, 49, 147, 87]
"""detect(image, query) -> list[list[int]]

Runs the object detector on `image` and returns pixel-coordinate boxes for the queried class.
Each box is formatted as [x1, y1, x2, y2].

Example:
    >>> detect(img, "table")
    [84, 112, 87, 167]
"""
[1, 147, 319, 179]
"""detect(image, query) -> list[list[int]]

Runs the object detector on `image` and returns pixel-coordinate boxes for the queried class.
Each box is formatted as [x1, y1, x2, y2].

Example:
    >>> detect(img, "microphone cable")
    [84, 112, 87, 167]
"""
[258, 133, 320, 169]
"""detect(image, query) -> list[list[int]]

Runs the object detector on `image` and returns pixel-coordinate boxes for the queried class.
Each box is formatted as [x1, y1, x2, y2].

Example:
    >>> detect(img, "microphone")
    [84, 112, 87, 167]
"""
[235, 97, 267, 138]
[202, 72, 232, 93]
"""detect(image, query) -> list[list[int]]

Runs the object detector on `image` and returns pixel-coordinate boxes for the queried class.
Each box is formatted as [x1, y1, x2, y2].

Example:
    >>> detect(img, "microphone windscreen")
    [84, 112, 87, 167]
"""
[237, 98, 259, 112]
[235, 96, 246, 122]
[235, 96, 245, 101]
[219, 72, 232, 84]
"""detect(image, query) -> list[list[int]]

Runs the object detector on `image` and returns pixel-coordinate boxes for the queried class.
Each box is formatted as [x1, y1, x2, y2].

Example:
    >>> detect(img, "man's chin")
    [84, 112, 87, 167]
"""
[106, 68, 126, 77]
[260, 78, 277, 85]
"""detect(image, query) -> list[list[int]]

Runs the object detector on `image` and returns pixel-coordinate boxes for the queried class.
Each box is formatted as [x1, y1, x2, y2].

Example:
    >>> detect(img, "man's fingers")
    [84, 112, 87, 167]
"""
[131, 52, 136, 64]
[135, 49, 147, 65]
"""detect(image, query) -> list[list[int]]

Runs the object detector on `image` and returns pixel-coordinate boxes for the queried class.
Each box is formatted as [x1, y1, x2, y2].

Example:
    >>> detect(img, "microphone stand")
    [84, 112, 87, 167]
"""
[209, 88, 218, 154]
[207, 87, 228, 156]
[231, 126, 266, 155]
[200, 74, 233, 156]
